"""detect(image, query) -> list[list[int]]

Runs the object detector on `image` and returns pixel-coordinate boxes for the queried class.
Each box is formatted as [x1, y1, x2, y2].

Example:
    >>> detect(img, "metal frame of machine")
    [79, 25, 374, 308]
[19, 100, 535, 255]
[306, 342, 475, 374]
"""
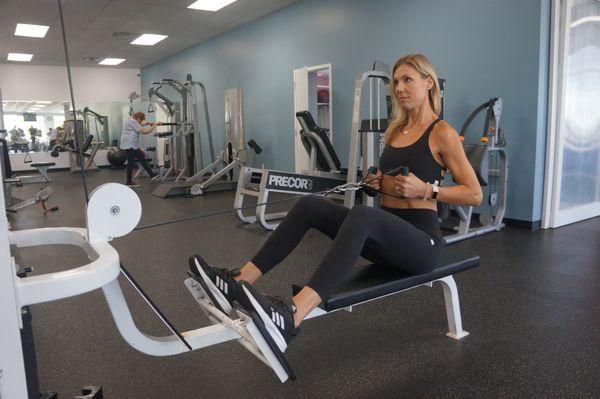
[344, 61, 394, 208]
[441, 97, 508, 244]
[147, 76, 251, 198]
[81, 107, 109, 148]
[53, 119, 101, 173]
[189, 88, 261, 196]
[234, 110, 347, 230]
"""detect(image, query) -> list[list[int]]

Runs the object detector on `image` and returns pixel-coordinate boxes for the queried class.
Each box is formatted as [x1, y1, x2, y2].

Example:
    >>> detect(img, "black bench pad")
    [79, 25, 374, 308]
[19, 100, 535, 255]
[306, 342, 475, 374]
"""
[30, 162, 55, 167]
[299, 252, 479, 312]
[296, 111, 342, 172]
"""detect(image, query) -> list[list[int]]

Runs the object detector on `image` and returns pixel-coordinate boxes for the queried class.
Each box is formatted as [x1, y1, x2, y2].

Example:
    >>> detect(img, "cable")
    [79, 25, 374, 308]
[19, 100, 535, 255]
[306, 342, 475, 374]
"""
[134, 172, 406, 232]
[57, 0, 90, 203]
[135, 195, 307, 231]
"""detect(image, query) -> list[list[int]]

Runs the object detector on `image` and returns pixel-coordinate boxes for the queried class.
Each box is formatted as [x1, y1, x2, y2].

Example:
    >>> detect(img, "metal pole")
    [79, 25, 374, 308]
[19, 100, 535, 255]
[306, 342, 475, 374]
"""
[377, 79, 381, 131]
[57, 0, 89, 202]
[369, 78, 373, 131]
[0, 88, 5, 131]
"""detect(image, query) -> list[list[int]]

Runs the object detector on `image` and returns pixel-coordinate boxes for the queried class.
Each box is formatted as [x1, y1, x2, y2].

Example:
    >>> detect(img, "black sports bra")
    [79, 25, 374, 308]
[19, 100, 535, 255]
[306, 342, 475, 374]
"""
[379, 118, 444, 184]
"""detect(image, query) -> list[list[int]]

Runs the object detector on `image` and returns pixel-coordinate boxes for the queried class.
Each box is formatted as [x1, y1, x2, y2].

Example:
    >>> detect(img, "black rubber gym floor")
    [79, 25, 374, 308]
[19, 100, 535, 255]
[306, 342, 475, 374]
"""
[9, 169, 600, 398]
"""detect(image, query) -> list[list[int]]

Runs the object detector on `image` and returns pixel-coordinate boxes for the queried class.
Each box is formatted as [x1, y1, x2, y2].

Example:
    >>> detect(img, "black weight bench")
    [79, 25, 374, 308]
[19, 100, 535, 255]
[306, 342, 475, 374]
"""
[27, 162, 55, 183]
[249, 253, 480, 381]
[296, 252, 479, 339]
[187, 252, 479, 383]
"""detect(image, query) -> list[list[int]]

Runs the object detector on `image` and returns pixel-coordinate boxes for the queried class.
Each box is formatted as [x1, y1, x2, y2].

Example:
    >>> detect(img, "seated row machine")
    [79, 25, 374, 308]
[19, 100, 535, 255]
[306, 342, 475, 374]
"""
[234, 111, 348, 230]
[3, 183, 479, 389]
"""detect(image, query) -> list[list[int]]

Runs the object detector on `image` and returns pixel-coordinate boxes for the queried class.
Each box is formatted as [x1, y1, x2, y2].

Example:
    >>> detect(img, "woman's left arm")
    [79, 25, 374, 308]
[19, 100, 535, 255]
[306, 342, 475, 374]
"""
[434, 127, 482, 206]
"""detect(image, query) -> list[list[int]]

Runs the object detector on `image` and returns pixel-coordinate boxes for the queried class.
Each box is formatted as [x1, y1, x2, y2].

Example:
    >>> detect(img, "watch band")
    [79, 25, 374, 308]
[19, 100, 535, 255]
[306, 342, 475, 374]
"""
[431, 184, 439, 200]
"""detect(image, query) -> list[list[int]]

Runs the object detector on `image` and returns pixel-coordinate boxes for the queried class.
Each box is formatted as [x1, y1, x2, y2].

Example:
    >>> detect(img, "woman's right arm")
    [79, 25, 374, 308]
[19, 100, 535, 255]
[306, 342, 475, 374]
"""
[139, 122, 160, 135]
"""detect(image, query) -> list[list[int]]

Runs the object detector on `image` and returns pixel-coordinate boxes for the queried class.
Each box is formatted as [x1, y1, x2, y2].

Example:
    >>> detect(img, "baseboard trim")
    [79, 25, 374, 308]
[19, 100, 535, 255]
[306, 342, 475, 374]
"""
[444, 210, 542, 231]
[504, 218, 541, 231]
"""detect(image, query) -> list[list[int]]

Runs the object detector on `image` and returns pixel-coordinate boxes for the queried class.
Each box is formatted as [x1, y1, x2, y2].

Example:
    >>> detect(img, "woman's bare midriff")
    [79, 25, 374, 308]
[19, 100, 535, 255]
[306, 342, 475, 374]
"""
[379, 175, 437, 211]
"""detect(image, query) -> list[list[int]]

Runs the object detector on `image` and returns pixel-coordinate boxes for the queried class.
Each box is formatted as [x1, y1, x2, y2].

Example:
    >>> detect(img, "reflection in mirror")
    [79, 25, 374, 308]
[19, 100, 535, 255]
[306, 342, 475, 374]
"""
[308, 68, 331, 131]
[0, 101, 65, 153]
[0, 98, 164, 172]
[0, 101, 132, 154]
[293, 63, 332, 173]
[67, 101, 130, 149]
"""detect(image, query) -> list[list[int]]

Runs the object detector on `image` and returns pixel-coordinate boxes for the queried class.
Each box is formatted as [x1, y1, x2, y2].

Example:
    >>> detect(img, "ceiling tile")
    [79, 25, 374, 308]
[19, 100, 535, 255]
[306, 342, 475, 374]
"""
[0, 0, 302, 68]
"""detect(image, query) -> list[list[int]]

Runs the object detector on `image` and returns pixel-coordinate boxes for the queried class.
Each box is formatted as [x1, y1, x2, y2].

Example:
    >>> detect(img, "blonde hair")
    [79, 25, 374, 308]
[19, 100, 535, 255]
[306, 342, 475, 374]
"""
[385, 54, 442, 144]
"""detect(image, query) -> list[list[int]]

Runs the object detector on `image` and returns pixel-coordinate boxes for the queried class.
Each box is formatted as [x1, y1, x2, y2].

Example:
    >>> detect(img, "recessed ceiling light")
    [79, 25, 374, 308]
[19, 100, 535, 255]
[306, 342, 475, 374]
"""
[36, 101, 52, 104]
[99, 58, 126, 65]
[7, 53, 33, 62]
[187, 0, 237, 11]
[15, 23, 49, 38]
[131, 34, 167, 46]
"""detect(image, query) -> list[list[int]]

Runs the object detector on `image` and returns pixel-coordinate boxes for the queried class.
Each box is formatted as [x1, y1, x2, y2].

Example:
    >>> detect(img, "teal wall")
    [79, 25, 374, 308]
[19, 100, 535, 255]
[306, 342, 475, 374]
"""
[142, 0, 551, 222]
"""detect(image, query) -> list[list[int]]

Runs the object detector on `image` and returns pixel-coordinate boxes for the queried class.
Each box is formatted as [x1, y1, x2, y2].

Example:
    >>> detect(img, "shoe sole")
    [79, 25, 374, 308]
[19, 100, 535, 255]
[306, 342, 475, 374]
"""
[247, 309, 297, 381]
[189, 256, 233, 315]
[242, 283, 287, 353]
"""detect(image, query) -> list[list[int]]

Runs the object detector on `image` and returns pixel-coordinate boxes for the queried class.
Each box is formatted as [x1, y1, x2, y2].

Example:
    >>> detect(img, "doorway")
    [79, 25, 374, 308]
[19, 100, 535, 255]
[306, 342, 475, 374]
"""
[543, 0, 600, 228]
[293, 63, 332, 173]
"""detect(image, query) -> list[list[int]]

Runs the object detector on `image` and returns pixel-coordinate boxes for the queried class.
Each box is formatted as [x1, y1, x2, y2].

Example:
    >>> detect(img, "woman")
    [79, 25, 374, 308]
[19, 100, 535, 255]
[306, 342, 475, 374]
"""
[191, 54, 482, 357]
[120, 112, 160, 187]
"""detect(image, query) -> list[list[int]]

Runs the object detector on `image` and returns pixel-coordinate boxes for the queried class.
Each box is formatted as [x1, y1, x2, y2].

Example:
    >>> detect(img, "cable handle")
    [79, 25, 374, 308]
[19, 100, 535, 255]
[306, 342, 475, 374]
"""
[384, 166, 410, 176]
[367, 166, 379, 175]
[361, 166, 381, 198]
[365, 166, 409, 177]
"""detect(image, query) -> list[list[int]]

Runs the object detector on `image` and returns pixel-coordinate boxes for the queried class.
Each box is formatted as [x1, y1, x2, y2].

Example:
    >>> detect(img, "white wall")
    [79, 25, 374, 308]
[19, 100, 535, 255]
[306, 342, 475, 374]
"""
[0, 64, 140, 103]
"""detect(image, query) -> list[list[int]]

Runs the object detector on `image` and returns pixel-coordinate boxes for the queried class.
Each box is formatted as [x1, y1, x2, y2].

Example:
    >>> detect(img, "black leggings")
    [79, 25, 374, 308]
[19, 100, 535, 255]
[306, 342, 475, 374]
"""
[250, 196, 443, 300]
[125, 148, 155, 184]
